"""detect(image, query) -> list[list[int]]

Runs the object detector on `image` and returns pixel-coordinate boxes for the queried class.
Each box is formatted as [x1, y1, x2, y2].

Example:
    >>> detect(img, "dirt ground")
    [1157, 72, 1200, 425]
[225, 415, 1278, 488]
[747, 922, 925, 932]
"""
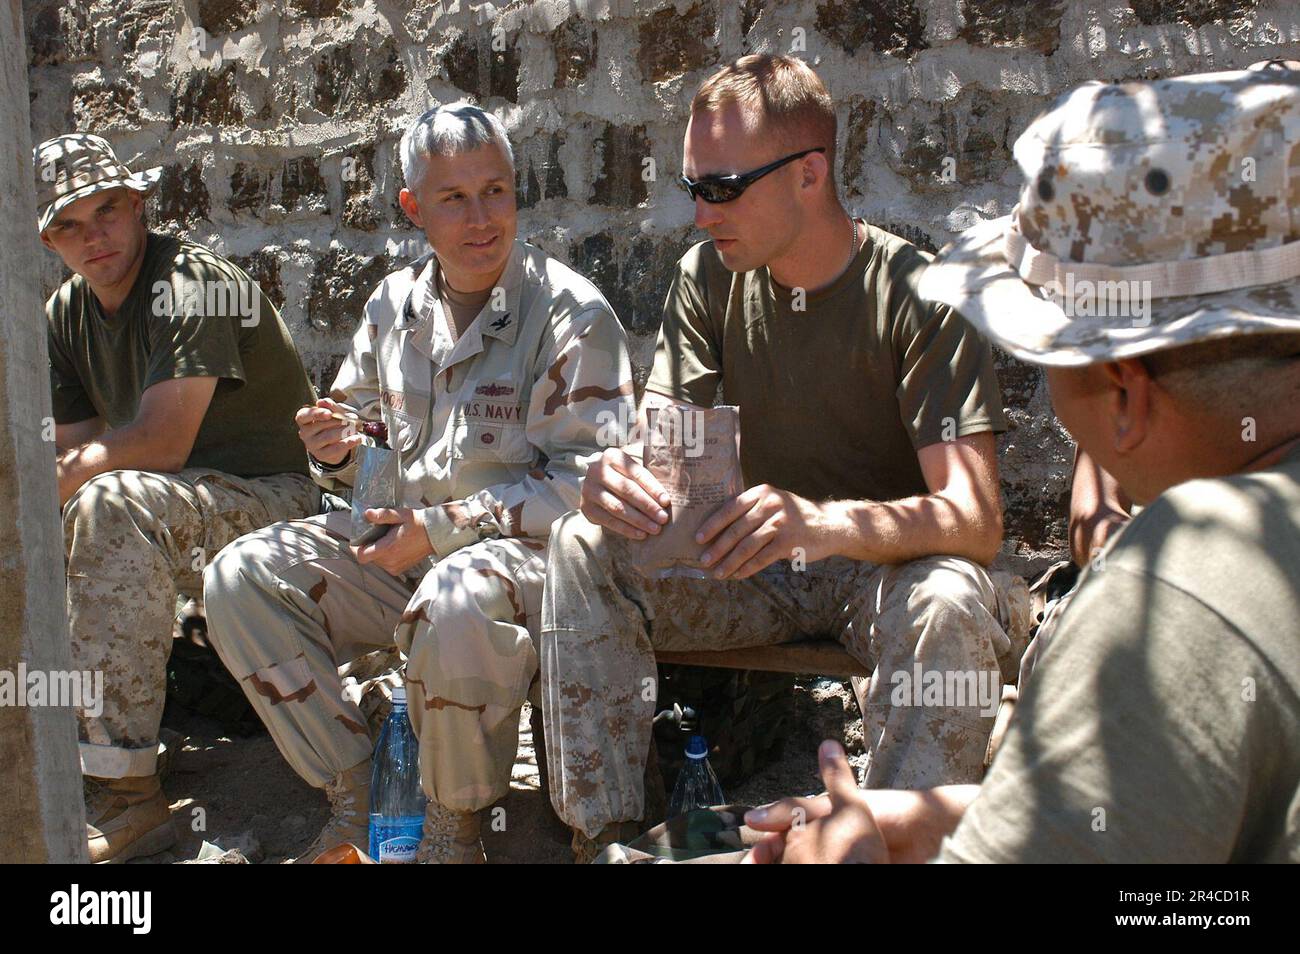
[142, 676, 865, 864]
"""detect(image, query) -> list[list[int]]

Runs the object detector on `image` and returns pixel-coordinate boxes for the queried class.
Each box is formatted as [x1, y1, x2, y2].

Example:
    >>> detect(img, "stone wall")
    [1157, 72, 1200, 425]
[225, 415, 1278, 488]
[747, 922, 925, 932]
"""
[25, 0, 1300, 575]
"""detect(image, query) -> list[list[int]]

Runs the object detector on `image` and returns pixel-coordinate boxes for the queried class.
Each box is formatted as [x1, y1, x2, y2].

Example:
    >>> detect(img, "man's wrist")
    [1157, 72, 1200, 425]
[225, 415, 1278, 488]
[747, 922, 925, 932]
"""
[816, 499, 858, 559]
[419, 500, 482, 559]
[310, 448, 352, 472]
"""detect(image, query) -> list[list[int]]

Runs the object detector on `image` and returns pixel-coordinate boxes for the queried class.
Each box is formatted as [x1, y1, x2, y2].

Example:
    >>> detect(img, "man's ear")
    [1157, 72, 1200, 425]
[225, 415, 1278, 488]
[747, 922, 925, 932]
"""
[1100, 359, 1152, 454]
[397, 189, 422, 229]
[800, 150, 829, 192]
[39, 229, 56, 252]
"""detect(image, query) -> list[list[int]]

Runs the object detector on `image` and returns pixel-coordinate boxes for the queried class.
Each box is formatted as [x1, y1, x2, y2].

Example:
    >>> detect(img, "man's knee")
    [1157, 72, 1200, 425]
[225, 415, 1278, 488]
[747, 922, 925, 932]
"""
[62, 469, 145, 535]
[908, 557, 995, 614]
[404, 556, 538, 712]
[549, 510, 608, 569]
[201, 532, 276, 630]
[867, 556, 1004, 664]
[406, 548, 534, 650]
[543, 510, 645, 645]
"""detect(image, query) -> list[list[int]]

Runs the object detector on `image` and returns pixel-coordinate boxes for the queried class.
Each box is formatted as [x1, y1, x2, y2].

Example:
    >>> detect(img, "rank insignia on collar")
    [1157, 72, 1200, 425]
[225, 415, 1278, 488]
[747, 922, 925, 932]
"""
[490, 313, 512, 331]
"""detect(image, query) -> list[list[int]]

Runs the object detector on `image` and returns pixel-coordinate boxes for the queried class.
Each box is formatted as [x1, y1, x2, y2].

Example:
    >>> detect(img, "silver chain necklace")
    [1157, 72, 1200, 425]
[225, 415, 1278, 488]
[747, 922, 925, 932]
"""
[838, 214, 860, 279]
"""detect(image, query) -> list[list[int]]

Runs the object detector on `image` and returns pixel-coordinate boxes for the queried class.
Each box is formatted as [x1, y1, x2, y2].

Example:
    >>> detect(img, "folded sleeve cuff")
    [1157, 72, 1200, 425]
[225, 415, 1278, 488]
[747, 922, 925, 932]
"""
[309, 449, 359, 491]
[420, 502, 485, 559]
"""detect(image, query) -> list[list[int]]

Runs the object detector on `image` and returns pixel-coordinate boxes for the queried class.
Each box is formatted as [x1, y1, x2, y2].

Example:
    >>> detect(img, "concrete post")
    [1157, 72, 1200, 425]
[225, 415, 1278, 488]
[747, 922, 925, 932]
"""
[0, 0, 88, 863]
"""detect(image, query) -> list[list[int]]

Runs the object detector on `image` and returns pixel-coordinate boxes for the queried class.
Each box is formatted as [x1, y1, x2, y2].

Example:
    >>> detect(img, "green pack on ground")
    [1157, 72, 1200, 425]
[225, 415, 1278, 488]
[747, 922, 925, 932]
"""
[594, 806, 759, 864]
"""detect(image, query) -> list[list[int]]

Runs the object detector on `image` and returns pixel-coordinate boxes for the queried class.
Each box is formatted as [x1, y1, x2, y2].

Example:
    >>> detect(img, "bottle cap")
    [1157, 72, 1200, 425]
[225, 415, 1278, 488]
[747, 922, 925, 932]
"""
[391, 686, 406, 706]
[685, 734, 709, 759]
[678, 705, 699, 734]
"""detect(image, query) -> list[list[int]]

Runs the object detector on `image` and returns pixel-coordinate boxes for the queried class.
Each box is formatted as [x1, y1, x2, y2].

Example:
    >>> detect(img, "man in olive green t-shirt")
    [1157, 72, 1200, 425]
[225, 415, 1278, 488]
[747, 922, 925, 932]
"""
[541, 55, 1031, 860]
[35, 133, 320, 863]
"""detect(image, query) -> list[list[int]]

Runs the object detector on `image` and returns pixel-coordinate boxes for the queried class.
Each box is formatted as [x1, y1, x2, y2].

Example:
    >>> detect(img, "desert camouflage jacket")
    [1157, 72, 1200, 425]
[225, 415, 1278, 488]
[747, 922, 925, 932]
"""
[312, 240, 634, 558]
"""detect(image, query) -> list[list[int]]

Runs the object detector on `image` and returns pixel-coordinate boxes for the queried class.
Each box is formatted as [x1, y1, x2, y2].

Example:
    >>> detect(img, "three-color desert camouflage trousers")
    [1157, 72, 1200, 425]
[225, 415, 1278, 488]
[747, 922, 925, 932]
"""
[64, 467, 320, 779]
[540, 512, 1033, 838]
[202, 511, 546, 812]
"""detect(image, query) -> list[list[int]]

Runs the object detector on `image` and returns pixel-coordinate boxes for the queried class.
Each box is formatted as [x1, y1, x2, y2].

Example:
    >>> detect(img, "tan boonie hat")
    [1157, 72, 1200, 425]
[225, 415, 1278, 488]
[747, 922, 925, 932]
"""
[33, 133, 161, 234]
[919, 68, 1300, 367]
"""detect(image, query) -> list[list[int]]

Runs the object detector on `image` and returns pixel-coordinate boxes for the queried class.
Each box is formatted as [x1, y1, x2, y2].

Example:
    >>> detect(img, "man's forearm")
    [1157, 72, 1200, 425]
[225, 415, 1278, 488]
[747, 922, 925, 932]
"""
[822, 492, 1002, 566]
[57, 424, 187, 505]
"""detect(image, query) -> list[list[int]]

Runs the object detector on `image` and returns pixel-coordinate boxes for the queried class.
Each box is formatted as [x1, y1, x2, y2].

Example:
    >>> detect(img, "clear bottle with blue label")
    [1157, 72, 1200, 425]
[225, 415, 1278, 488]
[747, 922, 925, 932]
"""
[369, 686, 426, 863]
[668, 733, 725, 818]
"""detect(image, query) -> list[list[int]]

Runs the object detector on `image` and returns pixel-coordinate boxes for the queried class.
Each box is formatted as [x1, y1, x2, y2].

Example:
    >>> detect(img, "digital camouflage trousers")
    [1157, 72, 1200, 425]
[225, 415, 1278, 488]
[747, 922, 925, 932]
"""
[540, 512, 1033, 838]
[65, 467, 319, 778]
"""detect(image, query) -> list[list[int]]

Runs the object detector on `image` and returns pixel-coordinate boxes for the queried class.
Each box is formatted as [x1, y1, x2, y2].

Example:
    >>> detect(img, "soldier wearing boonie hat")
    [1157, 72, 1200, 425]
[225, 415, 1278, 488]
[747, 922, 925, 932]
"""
[36, 133, 321, 864]
[918, 67, 1300, 366]
[741, 67, 1300, 864]
[34, 133, 162, 233]
[919, 61, 1300, 689]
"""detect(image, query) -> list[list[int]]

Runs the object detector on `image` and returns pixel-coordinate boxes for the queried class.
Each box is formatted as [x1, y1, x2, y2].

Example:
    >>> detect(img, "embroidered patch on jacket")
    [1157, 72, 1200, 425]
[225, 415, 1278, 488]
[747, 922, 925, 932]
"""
[463, 380, 524, 425]
[462, 400, 525, 424]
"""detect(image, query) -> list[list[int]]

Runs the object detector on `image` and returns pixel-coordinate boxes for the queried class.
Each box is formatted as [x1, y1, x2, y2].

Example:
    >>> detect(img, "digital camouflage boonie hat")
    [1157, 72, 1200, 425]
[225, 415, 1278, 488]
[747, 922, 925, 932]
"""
[33, 133, 161, 234]
[919, 68, 1300, 366]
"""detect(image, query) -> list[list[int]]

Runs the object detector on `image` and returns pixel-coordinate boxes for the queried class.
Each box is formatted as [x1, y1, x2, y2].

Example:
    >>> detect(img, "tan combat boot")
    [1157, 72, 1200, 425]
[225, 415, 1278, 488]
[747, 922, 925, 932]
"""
[83, 776, 113, 826]
[571, 820, 641, 865]
[416, 802, 486, 864]
[294, 760, 371, 863]
[86, 774, 177, 864]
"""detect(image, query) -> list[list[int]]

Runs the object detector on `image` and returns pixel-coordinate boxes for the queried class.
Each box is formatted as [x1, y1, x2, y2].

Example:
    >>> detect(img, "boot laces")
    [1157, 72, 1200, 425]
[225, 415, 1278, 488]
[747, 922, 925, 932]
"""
[325, 775, 362, 824]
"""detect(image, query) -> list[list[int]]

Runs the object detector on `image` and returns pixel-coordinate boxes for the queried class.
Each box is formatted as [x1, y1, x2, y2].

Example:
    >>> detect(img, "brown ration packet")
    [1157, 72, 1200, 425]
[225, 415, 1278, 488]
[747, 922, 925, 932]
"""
[634, 404, 742, 579]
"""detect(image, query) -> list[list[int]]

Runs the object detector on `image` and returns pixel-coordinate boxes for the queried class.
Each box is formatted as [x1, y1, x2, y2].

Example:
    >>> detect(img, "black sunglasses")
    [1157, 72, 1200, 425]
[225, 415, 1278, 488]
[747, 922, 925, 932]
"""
[678, 148, 826, 204]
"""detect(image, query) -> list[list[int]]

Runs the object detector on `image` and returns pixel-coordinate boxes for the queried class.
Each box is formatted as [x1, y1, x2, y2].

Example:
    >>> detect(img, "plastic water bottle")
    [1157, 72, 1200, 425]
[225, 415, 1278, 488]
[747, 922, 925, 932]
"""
[668, 734, 725, 818]
[369, 687, 426, 863]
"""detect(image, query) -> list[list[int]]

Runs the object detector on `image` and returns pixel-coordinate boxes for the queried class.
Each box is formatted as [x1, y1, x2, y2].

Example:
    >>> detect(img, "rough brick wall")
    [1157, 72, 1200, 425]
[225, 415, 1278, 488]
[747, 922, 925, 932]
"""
[24, 0, 1300, 575]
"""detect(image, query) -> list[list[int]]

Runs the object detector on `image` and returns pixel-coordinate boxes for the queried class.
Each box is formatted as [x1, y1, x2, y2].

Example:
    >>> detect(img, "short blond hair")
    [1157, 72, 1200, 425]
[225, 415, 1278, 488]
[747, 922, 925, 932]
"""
[692, 54, 837, 181]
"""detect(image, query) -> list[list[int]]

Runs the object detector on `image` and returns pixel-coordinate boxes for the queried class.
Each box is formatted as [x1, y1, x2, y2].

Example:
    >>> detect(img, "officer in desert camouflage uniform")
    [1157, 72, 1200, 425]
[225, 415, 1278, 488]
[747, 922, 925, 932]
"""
[202, 102, 634, 863]
[35, 134, 320, 863]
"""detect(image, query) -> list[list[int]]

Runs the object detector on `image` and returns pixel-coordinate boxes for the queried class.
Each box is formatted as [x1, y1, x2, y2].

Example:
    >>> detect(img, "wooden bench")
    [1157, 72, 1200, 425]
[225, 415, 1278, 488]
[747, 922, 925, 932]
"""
[657, 639, 1018, 773]
[657, 639, 871, 678]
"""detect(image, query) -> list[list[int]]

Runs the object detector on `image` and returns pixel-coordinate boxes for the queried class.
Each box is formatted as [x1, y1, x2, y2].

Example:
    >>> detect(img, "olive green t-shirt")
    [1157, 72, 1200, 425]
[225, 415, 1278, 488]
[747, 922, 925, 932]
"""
[645, 223, 1006, 502]
[939, 446, 1300, 863]
[46, 233, 314, 477]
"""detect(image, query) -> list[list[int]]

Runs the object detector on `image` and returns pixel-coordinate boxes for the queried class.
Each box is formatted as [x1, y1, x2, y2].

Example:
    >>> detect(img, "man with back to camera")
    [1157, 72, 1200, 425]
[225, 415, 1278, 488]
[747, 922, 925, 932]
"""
[744, 64, 1300, 864]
